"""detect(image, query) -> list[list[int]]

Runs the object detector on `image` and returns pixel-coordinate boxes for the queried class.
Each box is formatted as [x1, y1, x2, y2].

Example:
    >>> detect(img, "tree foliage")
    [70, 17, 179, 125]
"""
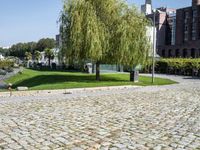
[45, 48, 55, 67]
[60, 0, 150, 80]
[8, 38, 55, 58]
[25, 52, 32, 61]
[0, 60, 14, 69]
[9, 42, 37, 58]
[158, 58, 200, 70]
[0, 47, 9, 56]
[34, 51, 41, 62]
[36, 38, 56, 52]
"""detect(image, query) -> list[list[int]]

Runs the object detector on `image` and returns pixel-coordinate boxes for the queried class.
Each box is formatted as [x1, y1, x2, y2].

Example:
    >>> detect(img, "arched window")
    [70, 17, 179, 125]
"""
[162, 49, 165, 57]
[175, 49, 180, 57]
[168, 49, 172, 57]
[191, 48, 196, 58]
[183, 49, 187, 58]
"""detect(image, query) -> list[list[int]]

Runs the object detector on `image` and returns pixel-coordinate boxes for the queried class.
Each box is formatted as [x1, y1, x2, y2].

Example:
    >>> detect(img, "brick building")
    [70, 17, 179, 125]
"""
[158, 0, 200, 58]
[142, 0, 200, 58]
[146, 7, 176, 47]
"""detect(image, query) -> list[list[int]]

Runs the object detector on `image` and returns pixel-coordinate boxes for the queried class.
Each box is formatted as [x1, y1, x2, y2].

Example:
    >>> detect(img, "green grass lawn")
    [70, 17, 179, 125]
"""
[5, 69, 177, 90]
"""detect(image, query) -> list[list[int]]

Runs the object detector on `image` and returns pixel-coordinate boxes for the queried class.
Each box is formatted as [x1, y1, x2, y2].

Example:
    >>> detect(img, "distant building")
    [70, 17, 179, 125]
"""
[141, 0, 152, 15]
[56, 34, 61, 48]
[39, 48, 60, 66]
[142, 0, 159, 57]
[0, 54, 4, 60]
[142, 0, 200, 58]
[158, 0, 200, 58]
[146, 7, 176, 47]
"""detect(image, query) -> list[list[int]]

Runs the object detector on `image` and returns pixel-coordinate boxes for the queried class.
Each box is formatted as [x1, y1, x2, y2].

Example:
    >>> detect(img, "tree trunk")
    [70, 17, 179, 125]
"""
[96, 62, 100, 81]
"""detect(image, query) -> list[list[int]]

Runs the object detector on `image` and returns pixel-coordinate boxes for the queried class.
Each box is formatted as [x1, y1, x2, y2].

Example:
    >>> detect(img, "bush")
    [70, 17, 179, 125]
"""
[0, 60, 14, 69]
[156, 58, 200, 76]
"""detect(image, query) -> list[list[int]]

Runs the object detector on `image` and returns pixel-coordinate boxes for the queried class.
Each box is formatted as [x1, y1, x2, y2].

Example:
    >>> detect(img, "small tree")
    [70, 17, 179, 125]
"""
[25, 52, 32, 61]
[34, 51, 41, 63]
[25, 52, 32, 68]
[45, 48, 54, 68]
[36, 38, 55, 52]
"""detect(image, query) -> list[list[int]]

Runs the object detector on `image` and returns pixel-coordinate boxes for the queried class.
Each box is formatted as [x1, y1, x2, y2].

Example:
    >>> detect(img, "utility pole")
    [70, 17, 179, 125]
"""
[152, 9, 156, 83]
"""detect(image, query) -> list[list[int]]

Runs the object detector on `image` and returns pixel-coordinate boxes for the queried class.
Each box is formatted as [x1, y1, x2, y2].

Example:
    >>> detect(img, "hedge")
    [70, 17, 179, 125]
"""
[156, 58, 200, 76]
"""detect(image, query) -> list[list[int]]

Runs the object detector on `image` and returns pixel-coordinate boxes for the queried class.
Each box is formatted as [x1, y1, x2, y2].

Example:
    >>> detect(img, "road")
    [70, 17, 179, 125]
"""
[0, 75, 199, 150]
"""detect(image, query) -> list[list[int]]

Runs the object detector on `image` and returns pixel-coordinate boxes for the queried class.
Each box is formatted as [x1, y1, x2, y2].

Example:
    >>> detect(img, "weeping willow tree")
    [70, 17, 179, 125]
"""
[60, 0, 150, 81]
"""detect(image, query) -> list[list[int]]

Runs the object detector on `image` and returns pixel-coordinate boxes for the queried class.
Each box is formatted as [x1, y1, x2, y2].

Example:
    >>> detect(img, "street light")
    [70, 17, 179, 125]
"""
[152, 9, 157, 83]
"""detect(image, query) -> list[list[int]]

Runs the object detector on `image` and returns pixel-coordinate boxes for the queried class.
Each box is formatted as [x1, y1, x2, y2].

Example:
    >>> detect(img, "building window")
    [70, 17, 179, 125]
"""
[192, 30, 197, 40]
[171, 19, 176, 45]
[184, 31, 188, 41]
[191, 49, 196, 58]
[193, 9, 197, 20]
[192, 9, 197, 40]
[185, 25, 188, 31]
[183, 49, 187, 58]
[162, 49, 165, 57]
[176, 49, 180, 57]
[184, 11, 189, 42]
[184, 11, 189, 23]
[168, 49, 172, 57]
[185, 11, 189, 18]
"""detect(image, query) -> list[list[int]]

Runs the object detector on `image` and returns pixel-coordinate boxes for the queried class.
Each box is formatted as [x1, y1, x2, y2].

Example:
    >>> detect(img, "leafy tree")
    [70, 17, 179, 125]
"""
[0, 47, 8, 56]
[45, 48, 54, 67]
[9, 42, 36, 58]
[60, 0, 150, 81]
[36, 38, 56, 52]
[8, 38, 54, 58]
[34, 51, 41, 63]
[27, 42, 37, 53]
[25, 52, 32, 61]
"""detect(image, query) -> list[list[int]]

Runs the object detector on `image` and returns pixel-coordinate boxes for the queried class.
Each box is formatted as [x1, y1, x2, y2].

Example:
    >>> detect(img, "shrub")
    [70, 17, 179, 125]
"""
[0, 60, 14, 69]
[156, 58, 200, 76]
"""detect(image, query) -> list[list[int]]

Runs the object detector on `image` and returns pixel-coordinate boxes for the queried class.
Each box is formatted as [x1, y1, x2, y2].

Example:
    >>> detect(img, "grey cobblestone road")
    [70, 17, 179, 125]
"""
[0, 75, 200, 150]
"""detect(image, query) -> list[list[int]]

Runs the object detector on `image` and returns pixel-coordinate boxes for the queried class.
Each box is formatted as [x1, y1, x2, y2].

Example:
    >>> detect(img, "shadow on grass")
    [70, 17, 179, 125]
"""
[12, 74, 129, 88]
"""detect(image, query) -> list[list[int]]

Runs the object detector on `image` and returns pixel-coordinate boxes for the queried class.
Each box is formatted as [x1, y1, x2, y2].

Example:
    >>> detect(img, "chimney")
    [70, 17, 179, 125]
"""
[192, 0, 200, 6]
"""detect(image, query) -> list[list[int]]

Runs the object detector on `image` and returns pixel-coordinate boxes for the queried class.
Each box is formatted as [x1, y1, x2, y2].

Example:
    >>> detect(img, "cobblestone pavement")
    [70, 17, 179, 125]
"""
[0, 75, 200, 150]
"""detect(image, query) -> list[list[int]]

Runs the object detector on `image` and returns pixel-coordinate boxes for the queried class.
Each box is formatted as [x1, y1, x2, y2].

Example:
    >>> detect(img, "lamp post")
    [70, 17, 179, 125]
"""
[152, 9, 156, 83]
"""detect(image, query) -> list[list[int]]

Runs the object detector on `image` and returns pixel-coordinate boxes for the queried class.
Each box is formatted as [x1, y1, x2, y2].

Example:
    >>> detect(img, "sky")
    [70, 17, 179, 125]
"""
[0, 0, 191, 47]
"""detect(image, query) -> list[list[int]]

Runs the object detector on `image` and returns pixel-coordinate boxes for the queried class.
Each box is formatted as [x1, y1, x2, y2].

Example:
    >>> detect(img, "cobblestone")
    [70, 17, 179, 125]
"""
[0, 75, 200, 149]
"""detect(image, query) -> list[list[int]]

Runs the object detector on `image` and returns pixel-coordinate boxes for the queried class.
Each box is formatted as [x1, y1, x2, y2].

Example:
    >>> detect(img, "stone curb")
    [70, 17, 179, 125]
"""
[0, 85, 138, 98]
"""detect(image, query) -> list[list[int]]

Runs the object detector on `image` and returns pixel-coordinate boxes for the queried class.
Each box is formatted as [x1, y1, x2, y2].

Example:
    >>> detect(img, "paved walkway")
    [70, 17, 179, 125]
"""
[0, 75, 199, 150]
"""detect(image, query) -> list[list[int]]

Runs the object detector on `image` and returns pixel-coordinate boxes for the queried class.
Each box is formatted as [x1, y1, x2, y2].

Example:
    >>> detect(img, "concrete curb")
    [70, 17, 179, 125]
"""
[0, 85, 138, 98]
